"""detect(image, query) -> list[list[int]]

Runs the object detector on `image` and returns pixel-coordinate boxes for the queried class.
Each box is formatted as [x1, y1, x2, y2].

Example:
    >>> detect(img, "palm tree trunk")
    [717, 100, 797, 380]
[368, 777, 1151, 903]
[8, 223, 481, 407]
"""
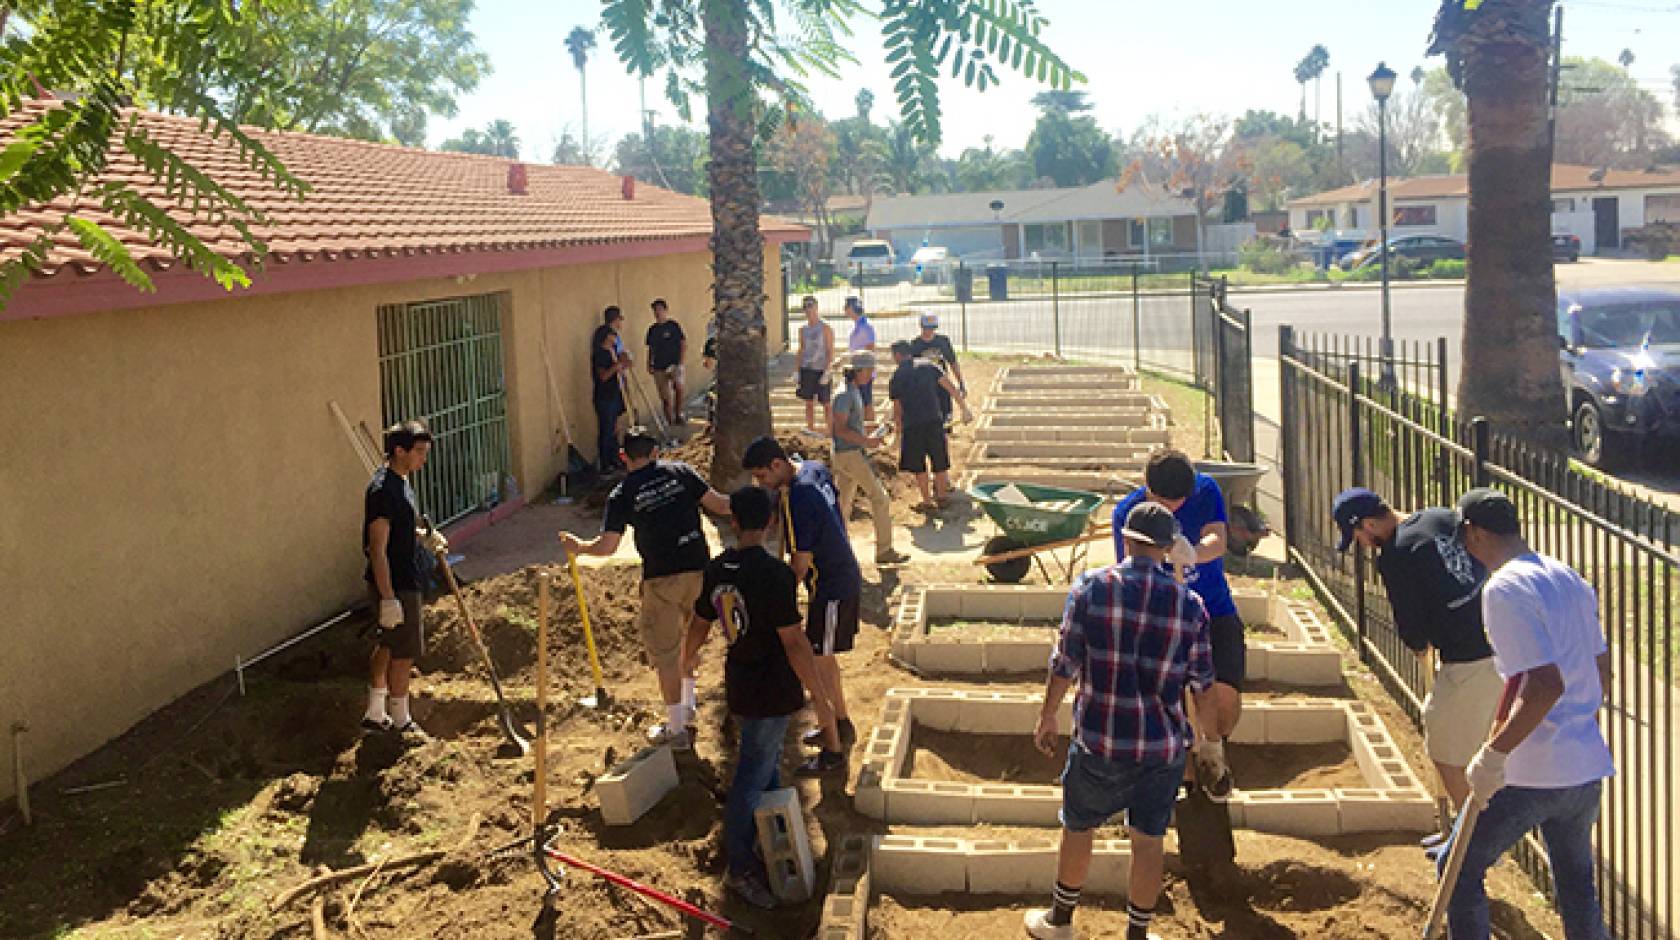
[702, 0, 770, 487]
[580, 67, 590, 167]
[1455, 0, 1566, 447]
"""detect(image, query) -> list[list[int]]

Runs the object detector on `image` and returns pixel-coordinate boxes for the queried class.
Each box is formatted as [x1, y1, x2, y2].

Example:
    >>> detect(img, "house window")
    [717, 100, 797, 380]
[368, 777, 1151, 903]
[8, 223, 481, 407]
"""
[1076, 220, 1102, 258]
[1023, 222, 1070, 254]
[1305, 209, 1330, 229]
[1645, 194, 1680, 224]
[1393, 205, 1437, 226]
[1148, 217, 1174, 247]
[1552, 198, 1574, 214]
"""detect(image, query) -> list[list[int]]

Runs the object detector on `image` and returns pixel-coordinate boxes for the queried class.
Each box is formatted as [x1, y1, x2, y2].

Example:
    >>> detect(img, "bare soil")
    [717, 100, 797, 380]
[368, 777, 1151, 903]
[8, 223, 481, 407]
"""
[1228, 742, 1365, 790]
[907, 729, 1071, 785]
[924, 619, 1059, 642]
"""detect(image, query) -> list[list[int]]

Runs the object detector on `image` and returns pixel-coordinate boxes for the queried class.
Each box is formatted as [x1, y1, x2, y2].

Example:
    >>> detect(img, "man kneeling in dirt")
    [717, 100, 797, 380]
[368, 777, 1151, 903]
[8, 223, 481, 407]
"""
[680, 485, 843, 909]
[560, 428, 731, 751]
[362, 420, 448, 738]
[1027, 503, 1221, 940]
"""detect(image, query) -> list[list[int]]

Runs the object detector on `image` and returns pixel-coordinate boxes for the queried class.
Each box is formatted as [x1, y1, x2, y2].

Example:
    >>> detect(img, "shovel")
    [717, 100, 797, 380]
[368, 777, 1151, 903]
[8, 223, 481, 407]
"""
[539, 341, 592, 495]
[1173, 557, 1238, 879]
[1422, 798, 1482, 938]
[428, 518, 531, 758]
[565, 553, 610, 710]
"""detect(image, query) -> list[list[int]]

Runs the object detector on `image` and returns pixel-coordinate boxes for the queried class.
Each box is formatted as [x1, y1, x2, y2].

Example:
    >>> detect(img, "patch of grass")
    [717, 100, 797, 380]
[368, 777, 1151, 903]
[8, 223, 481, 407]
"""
[499, 606, 538, 633]
[1139, 369, 1214, 459]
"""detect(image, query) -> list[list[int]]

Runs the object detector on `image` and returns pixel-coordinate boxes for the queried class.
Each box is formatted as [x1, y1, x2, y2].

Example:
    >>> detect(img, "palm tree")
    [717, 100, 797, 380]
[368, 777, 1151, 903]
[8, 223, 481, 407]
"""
[855, 88, 874, 124]
[601, 0, 1078, 484]
[872, 121, 929, 195]
[1618, 47, 1635, 70]
[1429, 0, 1566, 444]
[566, 26, 597, 166]
[484, 119, 520, 158]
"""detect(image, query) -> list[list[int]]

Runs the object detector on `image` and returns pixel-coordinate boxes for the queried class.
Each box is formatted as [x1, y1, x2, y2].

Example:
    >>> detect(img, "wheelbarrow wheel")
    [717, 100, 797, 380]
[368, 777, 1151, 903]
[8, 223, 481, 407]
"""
[983, 536, 1033, 584]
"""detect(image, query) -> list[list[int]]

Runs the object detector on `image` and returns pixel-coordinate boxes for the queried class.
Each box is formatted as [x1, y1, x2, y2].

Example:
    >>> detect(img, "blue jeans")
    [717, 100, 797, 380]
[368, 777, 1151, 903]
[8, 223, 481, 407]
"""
[725, 714, 789, 877]
[1441, 780, 1607, 940]
[594, 396, 623, 470]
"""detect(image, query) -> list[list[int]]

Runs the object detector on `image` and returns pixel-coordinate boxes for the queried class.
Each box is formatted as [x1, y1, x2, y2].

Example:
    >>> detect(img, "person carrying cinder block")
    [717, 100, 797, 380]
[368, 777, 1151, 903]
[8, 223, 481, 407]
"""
[1331, 487, 1502, 844]
[1026, 502, 1223, 940]
[679, 485, 842, 910]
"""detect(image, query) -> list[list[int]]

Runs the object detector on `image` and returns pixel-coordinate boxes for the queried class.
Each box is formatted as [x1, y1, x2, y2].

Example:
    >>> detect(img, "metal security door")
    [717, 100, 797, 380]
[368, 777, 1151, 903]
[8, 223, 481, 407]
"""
[376, 293, 512, 526]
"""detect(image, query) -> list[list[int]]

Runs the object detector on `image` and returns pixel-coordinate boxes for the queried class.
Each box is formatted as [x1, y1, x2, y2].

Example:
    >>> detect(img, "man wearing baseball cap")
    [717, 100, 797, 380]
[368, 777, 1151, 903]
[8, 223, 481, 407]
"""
[1331, 487, 1502, 822]
[830, 350, 907, 564]
[1026, 502, 1220, 940]
[1443, 488, 1612, 940]
[843, 297, 879, 423]
[909, 311, 964, 425]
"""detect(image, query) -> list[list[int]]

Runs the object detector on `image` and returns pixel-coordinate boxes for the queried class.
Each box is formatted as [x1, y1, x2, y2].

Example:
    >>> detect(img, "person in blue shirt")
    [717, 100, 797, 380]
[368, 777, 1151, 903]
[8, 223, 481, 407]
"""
[742, 435, 858, 777]
[1111, 448, 1240, 795]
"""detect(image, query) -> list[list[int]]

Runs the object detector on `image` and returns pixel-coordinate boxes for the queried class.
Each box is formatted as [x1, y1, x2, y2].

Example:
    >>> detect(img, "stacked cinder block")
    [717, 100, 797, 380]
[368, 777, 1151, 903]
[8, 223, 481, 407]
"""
[871, 834, 1133, 895]
[597, 745, 678, 826]
[755, 787, 816, 902]
[817, 834, 872, 940]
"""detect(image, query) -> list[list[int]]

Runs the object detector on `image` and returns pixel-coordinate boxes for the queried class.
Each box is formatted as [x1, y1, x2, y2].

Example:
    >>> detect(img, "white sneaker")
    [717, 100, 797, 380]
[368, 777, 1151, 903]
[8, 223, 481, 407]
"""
[1023, 909, 1075, 939]
[647, 724, 692, 751]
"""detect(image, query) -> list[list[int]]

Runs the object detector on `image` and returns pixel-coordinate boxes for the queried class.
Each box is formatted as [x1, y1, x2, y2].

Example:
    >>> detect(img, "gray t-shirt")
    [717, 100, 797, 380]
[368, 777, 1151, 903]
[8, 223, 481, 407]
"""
[831, 385, 865, 452]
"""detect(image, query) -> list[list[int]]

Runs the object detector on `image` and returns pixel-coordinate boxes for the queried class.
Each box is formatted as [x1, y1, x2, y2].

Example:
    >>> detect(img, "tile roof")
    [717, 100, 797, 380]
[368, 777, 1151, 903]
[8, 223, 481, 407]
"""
[1288, 163, 1680, 209]
[0, 100, 804, 284]
[866, 180, 1194, 230]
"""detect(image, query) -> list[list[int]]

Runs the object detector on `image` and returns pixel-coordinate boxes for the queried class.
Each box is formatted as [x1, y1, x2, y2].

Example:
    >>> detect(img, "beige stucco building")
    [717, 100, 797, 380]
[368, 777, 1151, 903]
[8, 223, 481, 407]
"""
[0, 103, 801, 802]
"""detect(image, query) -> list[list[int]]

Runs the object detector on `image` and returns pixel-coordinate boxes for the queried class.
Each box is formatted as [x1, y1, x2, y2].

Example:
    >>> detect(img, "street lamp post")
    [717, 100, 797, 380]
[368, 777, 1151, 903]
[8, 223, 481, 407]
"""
[1368, 61, 1397, 387]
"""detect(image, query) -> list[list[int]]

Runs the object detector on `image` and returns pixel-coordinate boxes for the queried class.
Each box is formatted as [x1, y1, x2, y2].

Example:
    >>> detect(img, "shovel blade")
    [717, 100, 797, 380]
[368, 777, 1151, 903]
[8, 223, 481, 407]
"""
[579, 689, 610, 710]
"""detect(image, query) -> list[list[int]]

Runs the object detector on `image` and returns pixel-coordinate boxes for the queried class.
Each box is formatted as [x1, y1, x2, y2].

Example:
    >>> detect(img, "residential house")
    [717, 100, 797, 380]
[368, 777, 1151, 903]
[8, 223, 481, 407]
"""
[1286, 163, 1680, 255]
[0, 101, 804, 800]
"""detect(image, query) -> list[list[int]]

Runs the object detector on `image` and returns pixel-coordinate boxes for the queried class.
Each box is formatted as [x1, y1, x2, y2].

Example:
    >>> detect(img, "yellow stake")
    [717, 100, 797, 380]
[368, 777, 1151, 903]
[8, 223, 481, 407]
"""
[567, 552, 609, 708]
[534, 572, 550, 837]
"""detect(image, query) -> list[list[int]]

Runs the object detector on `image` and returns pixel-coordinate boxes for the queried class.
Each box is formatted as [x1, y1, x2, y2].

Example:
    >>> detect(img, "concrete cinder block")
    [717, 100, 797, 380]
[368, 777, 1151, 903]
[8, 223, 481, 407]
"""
[1017, 587, 1071, 621]
[970, 784, 1062, 827]
[1232, 589, 1276, 626]
[754, 788, 816, 902]
[983, 638, 1055, 675]
[919, 586, 961, 619]
[1258, 701, 1349, 744]
[1243, 644, 1271, 681]
[959, 589, 1022, 620]
[1240, 789, 1341, 837]
[1262, 647, 1345, 686]
[967, 840, 1061, 893]
[906, 689, 966, 731]
[1336, 788, 1437, 833]
[1084, 840, 1135, 895]
[946, 692, 1042, 734]
[872, 835, 968, 894]
[1228, 706, 1266, 745]
[853, 762, 886, 819]
[913, 638, 987, 674]
[883, 780, 976, 824]
[597, 744, 679, 827]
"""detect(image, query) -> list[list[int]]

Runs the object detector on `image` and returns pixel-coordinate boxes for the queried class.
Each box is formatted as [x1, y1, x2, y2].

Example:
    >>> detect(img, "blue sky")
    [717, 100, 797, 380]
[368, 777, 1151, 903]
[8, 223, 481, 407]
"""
[428, 1, 1680, 163]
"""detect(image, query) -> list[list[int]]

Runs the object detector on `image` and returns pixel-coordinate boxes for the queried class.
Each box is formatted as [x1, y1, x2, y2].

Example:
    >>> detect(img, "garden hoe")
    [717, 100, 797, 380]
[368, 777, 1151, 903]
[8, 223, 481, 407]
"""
[427, 516, 531, 758]
[565, 551, 611, 710]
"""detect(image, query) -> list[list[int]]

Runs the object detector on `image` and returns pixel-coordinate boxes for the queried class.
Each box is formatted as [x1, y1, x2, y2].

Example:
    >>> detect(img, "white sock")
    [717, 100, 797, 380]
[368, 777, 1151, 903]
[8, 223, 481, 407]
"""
[389, 696, 411, 727]
[364, 687, 388, 723]
[667, 703, 686, 735]
[681, 678, 697, 719]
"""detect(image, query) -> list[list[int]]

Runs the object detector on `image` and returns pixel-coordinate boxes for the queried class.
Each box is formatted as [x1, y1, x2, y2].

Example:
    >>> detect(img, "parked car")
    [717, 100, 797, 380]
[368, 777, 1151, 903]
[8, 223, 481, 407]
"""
[1559, 287, 1680, 467]
[1552, 233, 1581, 263]
[845, 239, 898, 284]
[1338, 235, 1466, 271]
[910, 245, 951, 284]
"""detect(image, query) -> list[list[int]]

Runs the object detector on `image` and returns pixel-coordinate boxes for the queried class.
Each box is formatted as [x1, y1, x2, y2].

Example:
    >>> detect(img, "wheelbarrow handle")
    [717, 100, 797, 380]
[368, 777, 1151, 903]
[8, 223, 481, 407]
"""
[972, 524, 1114, 567]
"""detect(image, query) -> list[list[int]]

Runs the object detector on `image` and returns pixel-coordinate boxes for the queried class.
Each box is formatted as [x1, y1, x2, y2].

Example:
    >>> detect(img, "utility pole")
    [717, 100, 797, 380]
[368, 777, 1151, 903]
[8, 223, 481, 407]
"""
[1547, 5, 1563, 161]
[1336, 72, 1345, 183]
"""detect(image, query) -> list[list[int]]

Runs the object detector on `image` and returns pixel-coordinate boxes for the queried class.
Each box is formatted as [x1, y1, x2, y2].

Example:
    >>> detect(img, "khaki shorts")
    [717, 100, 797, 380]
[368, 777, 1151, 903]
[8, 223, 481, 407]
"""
[638, 571, 703, 671]
[1423, 657, 1504, 767]
[653, 365, 685, 398]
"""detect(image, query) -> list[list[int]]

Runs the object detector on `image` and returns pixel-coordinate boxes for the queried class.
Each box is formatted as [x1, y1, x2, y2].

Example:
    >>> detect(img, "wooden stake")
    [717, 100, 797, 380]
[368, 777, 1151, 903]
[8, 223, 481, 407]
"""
[535, 572, 551, 836]
[10, 722, 30, 827]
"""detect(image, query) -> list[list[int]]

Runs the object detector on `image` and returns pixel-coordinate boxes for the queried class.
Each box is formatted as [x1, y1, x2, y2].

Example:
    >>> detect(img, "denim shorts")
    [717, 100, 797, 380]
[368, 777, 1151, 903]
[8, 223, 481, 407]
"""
[1059, 740, 1187, 837]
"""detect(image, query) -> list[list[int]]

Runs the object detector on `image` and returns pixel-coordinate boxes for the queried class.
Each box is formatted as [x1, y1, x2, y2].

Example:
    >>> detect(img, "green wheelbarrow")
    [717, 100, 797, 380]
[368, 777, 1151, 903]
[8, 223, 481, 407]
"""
[970, 482, 1109, 584]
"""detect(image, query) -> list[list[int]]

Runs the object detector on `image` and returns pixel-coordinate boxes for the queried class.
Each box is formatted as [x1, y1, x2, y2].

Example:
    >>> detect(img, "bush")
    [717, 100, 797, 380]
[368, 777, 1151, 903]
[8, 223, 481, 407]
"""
[1426, 259, 1466, 279]
[1237, 238, 1299, 276]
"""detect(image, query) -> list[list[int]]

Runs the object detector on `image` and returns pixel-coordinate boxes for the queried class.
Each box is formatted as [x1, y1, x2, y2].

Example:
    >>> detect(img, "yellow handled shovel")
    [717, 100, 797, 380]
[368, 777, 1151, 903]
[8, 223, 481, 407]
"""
[566, 552, 610, 709]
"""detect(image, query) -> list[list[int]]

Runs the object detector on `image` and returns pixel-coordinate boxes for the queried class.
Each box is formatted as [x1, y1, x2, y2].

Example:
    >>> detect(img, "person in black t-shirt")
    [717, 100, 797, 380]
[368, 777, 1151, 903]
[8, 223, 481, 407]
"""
[908, 312, 965, 423]
[645, 298, 688, 426]
[592, 307, 632, 473]
[561, 428, 730, 750]
[888, 340, 971, 512]
[1332, 487, 1501, 816]
[680, 485, 841, 910]
[361, 420, 447, 738]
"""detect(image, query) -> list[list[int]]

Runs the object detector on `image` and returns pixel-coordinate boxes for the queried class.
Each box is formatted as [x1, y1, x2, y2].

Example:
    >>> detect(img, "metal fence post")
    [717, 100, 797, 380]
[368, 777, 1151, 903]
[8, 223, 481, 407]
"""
[854, 262, 864, 308]
[959, 260, 969, 353]
[1471, 416, 1491, 487]
[1436, 335, 1450, 502]
[1131, 269, 1141, 374]
[1349, 359, 1368, 661]
[1051, 261, 1062, 359]
[1279, 324, 1297, 555]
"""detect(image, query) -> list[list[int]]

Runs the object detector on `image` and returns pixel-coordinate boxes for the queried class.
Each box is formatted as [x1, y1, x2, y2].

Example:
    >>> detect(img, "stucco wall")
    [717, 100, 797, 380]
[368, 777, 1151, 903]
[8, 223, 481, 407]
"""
[0, 243, 786, 802]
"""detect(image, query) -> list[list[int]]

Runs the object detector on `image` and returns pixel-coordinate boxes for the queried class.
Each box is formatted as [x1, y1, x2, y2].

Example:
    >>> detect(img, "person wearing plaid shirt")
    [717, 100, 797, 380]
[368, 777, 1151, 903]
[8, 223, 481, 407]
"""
[1025, 502, 1222, 940]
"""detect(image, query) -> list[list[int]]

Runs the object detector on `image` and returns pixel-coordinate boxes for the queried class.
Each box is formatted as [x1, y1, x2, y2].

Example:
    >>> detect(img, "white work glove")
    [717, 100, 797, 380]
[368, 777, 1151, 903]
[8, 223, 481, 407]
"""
[1170, 534, 1199, 571]
[378, 598, 404, 629]
[420, 528, 449, 556]
[1466, 744, 1508, 806]
[1193, 735, 1232, 798]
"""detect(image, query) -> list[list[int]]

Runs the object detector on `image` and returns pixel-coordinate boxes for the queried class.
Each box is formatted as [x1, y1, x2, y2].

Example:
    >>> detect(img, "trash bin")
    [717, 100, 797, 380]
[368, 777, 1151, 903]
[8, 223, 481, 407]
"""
[954, 264, 974, 303]
[814, 260, 835, 288]
[985, 263, 1009, 301]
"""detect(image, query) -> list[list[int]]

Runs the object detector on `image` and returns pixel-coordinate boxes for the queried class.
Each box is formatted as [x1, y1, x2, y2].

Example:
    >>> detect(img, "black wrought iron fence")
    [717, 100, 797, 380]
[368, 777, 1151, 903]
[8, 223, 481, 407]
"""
[1280, 325, 1678, 939]
[1191, 274, 1255, 462]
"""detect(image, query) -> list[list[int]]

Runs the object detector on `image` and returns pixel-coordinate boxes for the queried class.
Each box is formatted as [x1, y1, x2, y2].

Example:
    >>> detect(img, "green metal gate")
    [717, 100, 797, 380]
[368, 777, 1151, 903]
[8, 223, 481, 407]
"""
[376, 293, 513, 526]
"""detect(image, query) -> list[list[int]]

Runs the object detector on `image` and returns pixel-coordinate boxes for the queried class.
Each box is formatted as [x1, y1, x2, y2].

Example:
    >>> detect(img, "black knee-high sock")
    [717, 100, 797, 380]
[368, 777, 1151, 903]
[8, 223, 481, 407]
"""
[1126, 900, 1156, 939]
[1048, 880, 1081, 926]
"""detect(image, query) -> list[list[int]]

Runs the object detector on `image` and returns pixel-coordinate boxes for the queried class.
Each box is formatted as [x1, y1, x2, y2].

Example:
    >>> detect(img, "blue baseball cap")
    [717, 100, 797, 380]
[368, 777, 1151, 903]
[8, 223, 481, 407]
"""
[1331, 487, 1387, 552]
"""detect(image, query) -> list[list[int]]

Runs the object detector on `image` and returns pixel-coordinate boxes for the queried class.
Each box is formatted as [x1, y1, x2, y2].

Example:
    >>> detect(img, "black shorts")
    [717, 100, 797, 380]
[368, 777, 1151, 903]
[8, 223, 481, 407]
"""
[370, 588, 426, 660]
[898, 421, 950, 474]
[1209, 613, 1246, 690]
[796, 368, 831, 403]
[806, 595, 860, 655]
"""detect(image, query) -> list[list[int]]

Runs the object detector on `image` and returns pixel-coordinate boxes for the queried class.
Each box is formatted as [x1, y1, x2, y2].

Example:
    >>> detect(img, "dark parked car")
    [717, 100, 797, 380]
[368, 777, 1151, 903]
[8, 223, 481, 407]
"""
[1559, 288, 1680, 467]
[1338, 235, 1466, 271]
[1552, 233, 1581, 263]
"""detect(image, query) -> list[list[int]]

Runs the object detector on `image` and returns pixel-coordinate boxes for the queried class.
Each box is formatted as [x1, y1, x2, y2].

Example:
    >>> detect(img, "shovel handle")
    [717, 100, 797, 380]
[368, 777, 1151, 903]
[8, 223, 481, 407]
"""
[566, 554, 607, 692]
[1422, 800, 1482, 938]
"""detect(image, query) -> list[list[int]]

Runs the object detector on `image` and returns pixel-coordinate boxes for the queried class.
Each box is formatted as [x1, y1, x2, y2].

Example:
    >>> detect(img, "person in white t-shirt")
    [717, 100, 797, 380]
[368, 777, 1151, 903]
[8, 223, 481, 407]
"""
[1447, 488, 1612, 940]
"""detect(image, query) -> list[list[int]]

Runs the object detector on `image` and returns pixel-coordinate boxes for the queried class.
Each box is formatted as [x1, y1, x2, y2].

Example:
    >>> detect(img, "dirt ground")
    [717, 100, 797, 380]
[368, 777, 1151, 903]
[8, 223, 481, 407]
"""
[0, 357, 1568, 940]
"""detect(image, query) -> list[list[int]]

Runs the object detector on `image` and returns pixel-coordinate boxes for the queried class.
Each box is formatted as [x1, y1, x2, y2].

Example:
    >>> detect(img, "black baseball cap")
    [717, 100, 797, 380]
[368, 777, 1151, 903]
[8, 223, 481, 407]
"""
[1331, 487, 1387, 552]
[1120, 502, 1180, 548]
[1457, 487, 1520, 536]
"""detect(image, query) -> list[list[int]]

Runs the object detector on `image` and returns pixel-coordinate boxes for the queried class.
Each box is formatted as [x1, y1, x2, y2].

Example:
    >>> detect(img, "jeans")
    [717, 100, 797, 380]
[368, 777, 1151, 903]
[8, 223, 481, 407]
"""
[1441, 780, 1607, 939]
[594, 396, 623, 470]
[725, 713, 789, 877]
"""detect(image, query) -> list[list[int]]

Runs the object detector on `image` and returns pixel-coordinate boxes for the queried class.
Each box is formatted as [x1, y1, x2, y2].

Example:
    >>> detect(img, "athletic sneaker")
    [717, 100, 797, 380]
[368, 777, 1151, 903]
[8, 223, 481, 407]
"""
[648, 724, 692, 752]
[802, 718, 856, 748]
[360, 717, 392, 734]
[724, 869, 778, 910]
[1022, 909, 1076, 940]
[875, 548, 911, 565]
[794, 749, 847, 777]
[393, 721, 429, 743]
